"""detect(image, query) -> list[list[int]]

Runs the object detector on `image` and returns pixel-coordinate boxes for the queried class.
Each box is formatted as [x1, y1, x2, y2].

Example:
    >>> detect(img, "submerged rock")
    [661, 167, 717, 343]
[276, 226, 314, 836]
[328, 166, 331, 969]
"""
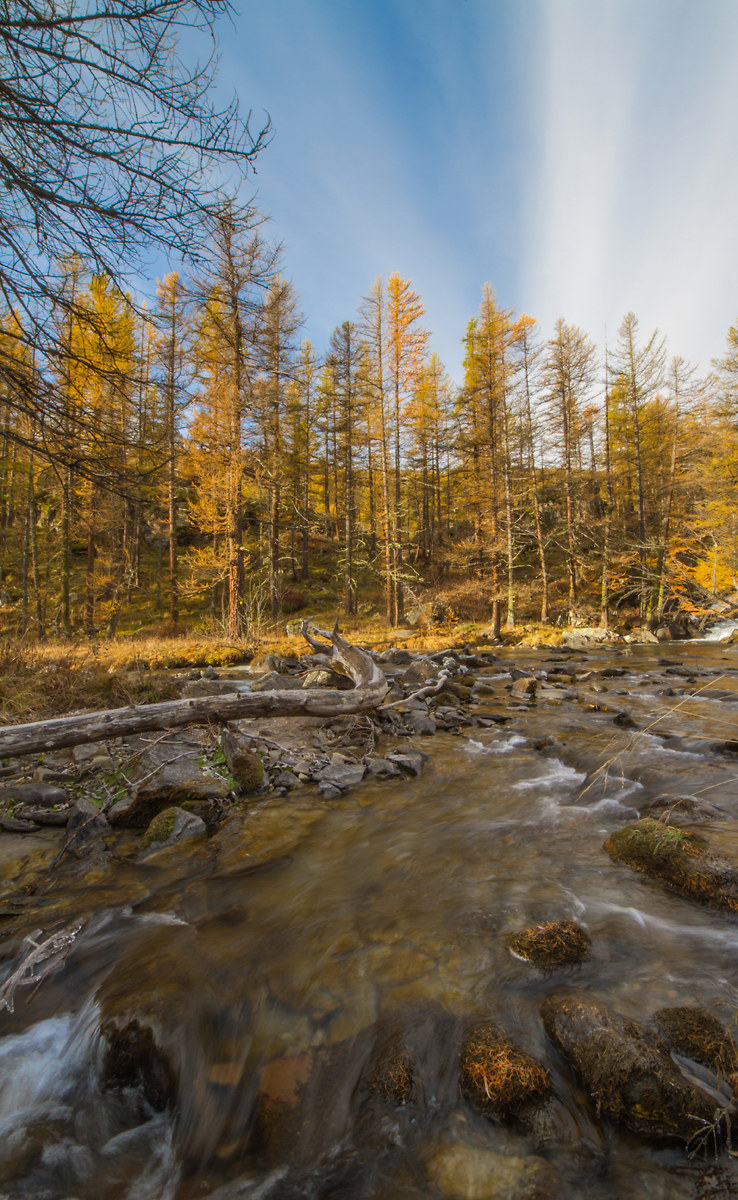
[460, 1021, 550, 1120]
[541, 993, 718, 1143]
[506, 920, 591, 970]
[604, 818, 738, 912]
[426, 1143, 553, 1200]
[653, 1006, 738, 1077]
[368, 1034, 417, 1106]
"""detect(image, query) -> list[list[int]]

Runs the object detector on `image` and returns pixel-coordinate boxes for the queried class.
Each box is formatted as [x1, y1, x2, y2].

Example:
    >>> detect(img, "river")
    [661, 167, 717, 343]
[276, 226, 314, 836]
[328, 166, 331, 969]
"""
[1, 638, 738, 1199]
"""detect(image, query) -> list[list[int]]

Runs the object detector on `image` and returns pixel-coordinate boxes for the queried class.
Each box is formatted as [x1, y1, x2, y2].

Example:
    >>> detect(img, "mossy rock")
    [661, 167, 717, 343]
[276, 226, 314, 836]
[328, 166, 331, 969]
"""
[460, 1021, 550, 1120]
[506, 920, 591, 970]
[141, 805, 206, 850]
[541, 993, 718, 1144]
[604, 818, 738, 912]
[654, 1006, 738, 1078]
[368, 1034, 417, 1106]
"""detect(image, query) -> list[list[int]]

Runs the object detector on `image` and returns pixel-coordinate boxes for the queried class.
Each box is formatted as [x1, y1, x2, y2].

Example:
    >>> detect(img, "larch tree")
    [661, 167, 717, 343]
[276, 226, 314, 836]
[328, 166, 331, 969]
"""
[257, 275, 303, 619]
[542, 319, 597, 613]
[385, 273, 428, 624]
[611, 312, 666, 617]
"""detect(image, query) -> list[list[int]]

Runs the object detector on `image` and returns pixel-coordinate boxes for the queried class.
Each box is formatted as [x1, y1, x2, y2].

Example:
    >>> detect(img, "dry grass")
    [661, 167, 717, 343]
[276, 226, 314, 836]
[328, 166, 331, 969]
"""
[460, 1022, 550, 1118]
[0, 640, 182, 723]
[506, 920, 591, 970]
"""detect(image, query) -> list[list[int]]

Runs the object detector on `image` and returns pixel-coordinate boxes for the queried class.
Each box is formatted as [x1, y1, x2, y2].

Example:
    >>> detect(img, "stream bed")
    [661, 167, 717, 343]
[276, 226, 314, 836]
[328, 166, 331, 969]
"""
[2, 639, 738, 1198]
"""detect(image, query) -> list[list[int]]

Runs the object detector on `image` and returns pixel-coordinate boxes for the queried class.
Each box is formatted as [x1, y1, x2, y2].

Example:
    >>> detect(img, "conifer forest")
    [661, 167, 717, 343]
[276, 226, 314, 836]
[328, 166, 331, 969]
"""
[2, 246, 737, 642]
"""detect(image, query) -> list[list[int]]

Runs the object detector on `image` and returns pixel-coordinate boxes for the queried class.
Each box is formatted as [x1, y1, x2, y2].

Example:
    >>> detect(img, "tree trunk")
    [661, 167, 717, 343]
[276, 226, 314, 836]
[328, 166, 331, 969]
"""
[0, 627, 388, 760]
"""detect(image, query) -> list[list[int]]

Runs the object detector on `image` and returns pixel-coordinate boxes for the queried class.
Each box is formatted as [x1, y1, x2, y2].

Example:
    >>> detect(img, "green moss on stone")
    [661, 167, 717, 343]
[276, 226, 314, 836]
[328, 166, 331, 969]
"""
[142, 806, 179, 848]
[604, 818, 738, 912]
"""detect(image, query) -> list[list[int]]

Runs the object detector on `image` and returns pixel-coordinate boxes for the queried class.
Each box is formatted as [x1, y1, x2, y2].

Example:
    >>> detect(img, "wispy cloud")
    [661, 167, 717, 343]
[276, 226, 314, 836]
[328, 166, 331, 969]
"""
[522, 0, 738, 370]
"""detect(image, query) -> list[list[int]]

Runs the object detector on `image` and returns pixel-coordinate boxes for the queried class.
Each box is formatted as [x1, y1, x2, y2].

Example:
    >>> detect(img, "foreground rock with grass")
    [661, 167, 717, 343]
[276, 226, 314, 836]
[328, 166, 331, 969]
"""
[604, 818, 738, 912]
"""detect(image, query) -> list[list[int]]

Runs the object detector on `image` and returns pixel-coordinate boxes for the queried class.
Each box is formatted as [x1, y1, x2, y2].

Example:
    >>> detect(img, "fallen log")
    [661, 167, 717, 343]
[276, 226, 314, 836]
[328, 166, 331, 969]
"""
[0, 624, 387, 761]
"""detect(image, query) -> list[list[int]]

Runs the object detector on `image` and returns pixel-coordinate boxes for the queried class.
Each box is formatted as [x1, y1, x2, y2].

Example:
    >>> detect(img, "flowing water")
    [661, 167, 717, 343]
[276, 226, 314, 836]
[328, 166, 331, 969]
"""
[2, 640, 738, 1198]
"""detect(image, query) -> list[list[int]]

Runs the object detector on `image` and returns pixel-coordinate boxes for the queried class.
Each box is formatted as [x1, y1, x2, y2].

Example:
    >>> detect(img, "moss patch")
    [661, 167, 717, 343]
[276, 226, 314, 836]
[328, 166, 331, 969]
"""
[460, 1021, 550, 1119]
[506, 920, 591, 970]
[142, 806, 179, 848]
[604, 818, 738, 912]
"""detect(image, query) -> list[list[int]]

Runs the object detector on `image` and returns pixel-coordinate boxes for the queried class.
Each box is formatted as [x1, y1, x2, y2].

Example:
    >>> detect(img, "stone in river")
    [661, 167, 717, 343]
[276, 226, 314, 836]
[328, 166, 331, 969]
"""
[541, 992, 717, 1144]
[460, 1021, 550, 1120]
[653, 1006, 738, 1077]
[604, 818, 738, 913]
[506, 920, 591, 970]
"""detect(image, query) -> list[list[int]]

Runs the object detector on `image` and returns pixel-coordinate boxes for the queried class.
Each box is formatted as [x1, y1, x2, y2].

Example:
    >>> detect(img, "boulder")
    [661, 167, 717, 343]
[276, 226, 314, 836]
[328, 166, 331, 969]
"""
[460, 1021, 550, 1120]
[400, 658, 438, 687]
[313, 763, 365, 791]
[385, 748, 428, 777]
[541, 993, 717, 1143]
[604, 818, 738, 912]
[511, 676, 537, 698]
[108, 743, 230, 828]
[250, 671, 302, 692]
[219, 728, 265, 795]
[141, 806, 206, 852]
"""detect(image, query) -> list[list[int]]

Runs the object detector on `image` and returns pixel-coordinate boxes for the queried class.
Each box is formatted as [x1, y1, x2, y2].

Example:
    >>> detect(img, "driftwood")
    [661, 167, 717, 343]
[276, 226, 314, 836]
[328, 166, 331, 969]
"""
[0, 624, 387, 761]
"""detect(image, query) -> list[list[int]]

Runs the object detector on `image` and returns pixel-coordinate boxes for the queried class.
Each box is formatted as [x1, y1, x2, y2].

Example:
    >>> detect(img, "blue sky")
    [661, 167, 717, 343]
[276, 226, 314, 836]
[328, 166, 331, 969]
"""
[217, 0, 738, 383]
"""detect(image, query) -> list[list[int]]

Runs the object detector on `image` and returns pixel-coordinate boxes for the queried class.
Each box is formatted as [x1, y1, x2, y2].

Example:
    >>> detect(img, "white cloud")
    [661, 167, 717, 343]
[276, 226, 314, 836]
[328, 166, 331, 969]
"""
[522, 0, 738, 370]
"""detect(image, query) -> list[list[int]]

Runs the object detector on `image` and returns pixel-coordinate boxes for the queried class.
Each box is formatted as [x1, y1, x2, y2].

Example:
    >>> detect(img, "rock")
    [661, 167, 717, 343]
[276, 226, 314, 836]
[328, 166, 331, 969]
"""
[72, 742, 99, 764]
[102, 1017, 177, 1110]
[202, 664, 218, 679]
[368, 1034, 417, 1106]
[314, 763, 366, 791]
[400, 658, 438, 686]
[511, 676, 537, 698]
[406, 712, 437, 735]
[386, 749, 428, 777]
[642, 795, 727, 824]
[65, 796, 110, 857]
[506, 920, 591, 970]
[378, 648, 414, 665]
[15, 806, 70, 826]
[426, 1143, 553, 1200]
[141, 805, 206, 852]
[364, 757, 402, 779]
[460, 1021, 550, 1120]
[541, 993, 717, 1143]
[182, 678, 240, 697]
[653, 1006, 738, 1076]
[108, 743, 230, 828]
[250, 671, 302, 692]
[272, 770, 300, 790]
[613, 711, 637, 729]
[0, 782, 68, 808]
[604, 818, 738, 912]
[0, 815, 40, 832]
[219, 728, 265, 795]
[301, 668, 350, 688]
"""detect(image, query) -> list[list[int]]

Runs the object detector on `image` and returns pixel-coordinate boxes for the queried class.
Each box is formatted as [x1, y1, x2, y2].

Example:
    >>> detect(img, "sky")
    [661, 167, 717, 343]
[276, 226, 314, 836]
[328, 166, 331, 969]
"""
[215, 0, 738, 384]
